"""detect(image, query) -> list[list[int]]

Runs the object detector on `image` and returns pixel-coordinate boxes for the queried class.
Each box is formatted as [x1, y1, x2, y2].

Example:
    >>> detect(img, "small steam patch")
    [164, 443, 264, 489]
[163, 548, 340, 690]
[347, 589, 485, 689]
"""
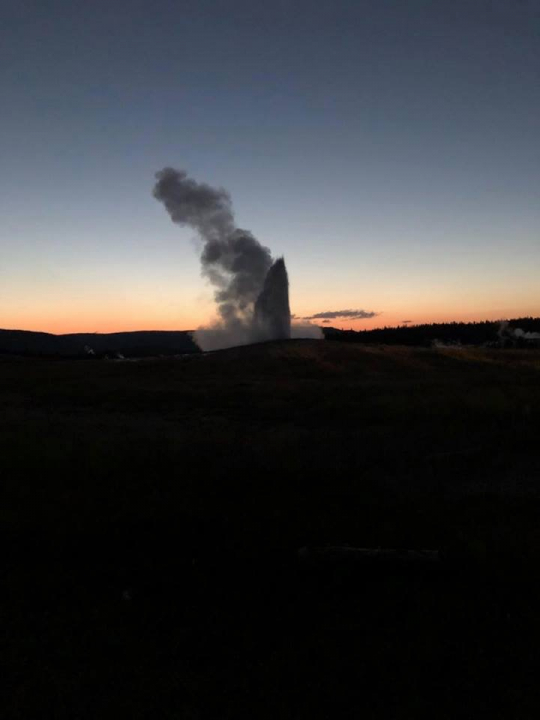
[291, 322, 324, 339]
[498, 321, 540, 346]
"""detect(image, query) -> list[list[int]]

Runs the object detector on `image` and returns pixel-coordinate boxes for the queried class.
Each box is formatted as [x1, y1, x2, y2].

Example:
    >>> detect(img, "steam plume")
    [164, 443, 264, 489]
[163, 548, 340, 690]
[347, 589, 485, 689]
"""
[153, 167, 292, 350]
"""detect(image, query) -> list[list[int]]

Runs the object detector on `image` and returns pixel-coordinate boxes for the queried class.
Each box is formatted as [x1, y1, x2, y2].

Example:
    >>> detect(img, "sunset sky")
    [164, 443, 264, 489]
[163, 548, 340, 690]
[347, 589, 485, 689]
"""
[2, 0, 539, 334]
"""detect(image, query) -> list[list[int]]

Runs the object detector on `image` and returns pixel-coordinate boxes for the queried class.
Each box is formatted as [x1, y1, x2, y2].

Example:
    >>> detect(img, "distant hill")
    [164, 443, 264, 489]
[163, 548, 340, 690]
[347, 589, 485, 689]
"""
[322, 317, 540, 347]
[0, 329, 200, 358]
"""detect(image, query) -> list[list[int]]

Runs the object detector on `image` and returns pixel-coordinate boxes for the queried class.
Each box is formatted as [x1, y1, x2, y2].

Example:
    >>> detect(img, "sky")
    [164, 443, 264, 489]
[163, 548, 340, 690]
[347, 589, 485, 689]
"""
[1, 0, 539, 333]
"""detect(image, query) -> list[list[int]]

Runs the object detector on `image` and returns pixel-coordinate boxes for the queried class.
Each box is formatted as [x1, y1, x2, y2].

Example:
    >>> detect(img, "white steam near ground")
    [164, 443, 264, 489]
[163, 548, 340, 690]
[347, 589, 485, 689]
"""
[498, 321, 540, 342]
[153, 168, 322, 350]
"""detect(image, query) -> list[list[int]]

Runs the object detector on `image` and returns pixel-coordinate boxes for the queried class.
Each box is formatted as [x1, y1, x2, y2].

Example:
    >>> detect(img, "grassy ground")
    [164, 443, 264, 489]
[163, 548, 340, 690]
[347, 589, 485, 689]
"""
[2, 340, 540, 717]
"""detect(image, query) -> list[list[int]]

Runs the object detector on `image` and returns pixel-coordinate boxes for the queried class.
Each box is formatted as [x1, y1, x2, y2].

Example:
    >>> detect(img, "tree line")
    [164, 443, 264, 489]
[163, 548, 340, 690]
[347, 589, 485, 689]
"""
[322, 317, 540, 347]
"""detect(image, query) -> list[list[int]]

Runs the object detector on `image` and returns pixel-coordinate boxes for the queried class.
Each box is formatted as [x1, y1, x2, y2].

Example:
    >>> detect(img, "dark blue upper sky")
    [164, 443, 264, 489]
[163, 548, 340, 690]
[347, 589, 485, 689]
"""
[2, 0, 539, 331]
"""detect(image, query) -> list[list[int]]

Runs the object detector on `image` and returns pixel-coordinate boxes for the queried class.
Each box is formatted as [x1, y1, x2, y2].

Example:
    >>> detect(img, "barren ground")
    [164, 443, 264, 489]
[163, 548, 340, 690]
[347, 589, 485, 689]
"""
[2, 340, 540, 718]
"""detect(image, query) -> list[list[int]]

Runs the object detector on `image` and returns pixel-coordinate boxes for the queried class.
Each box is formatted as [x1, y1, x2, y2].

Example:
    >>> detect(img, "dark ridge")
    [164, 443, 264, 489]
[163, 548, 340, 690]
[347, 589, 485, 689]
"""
[0, 329, 201, 358]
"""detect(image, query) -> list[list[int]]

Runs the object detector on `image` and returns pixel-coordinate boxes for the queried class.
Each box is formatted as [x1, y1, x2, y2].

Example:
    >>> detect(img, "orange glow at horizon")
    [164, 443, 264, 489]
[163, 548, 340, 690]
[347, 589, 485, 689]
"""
[1, 301, 211, 335]
[4, 303, 539, 336]
[318, 307, 540, 333]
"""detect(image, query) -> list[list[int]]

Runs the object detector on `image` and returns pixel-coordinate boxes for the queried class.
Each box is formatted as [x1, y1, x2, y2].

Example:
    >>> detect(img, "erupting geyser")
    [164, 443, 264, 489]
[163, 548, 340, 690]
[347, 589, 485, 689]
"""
[253, 257, 291, 342]
[153, 167, 291, 351]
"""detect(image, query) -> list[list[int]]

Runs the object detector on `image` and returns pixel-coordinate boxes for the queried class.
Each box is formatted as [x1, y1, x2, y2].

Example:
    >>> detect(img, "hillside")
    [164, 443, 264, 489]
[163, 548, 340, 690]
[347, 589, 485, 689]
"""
[2, 339, 540, 534]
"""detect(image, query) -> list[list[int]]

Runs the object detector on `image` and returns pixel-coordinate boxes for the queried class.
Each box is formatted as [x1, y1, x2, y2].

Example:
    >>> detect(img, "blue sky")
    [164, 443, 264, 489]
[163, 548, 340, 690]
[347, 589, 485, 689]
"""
[1, 0, 539, 332]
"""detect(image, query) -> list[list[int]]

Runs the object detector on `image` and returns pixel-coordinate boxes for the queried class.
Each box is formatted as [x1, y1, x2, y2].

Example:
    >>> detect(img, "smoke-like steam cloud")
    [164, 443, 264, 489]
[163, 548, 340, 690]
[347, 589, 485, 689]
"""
[153, 167, 293, 350]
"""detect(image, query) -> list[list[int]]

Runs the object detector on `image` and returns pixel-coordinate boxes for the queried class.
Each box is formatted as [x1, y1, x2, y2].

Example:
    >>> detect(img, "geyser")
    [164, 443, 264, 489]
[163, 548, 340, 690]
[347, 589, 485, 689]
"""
[153, 167, 291, 350]
[253, 257, 291, 342]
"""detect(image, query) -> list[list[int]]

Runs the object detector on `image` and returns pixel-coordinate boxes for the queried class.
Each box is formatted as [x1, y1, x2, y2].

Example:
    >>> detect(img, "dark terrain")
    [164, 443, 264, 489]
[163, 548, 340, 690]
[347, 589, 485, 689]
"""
[2, 340, 540, 718]
[0, 328, 198, 358]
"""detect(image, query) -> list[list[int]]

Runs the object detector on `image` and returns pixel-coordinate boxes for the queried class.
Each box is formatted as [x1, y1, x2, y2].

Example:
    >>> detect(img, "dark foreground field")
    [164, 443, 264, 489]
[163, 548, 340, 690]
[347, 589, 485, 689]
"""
[2, 340, 540, 718]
